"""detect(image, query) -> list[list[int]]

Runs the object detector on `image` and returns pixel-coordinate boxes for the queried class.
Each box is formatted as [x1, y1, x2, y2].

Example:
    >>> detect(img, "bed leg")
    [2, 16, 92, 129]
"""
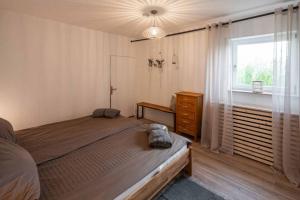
[184, 148, 192, 176]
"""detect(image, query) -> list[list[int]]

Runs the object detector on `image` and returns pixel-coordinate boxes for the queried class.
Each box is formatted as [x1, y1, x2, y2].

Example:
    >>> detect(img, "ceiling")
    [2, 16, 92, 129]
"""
[0, 0, 287, 39]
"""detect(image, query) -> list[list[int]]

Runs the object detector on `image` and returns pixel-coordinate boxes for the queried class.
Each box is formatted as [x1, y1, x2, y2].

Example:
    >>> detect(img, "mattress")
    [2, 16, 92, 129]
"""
[16, 117, 189, 200]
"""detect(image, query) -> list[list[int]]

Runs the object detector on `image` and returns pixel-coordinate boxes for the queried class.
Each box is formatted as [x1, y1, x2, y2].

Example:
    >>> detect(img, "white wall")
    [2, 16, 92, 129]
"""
[133, 15, 276, 126]
[0, 7, 281, 130]
[133, 31, 207, 126]
[0, 10, 134, 130]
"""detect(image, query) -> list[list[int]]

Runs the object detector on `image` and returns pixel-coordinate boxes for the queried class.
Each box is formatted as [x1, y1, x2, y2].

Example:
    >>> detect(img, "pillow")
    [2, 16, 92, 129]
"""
[0, 139, 40, 200]
[104, 108, 120, 118]
[92, 108, 106, 118]
[0, 118, 16, 143]
[147, 123, 168, 133]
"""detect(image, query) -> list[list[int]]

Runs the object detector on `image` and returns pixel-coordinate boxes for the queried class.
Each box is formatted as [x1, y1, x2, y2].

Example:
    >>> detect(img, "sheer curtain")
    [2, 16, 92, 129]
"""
[272, 5, 300, 186]
[201, 23, 234, 154]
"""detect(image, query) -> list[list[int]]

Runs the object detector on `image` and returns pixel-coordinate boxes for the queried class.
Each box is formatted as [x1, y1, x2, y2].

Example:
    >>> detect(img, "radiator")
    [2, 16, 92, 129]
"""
[232, 106, 273, 165]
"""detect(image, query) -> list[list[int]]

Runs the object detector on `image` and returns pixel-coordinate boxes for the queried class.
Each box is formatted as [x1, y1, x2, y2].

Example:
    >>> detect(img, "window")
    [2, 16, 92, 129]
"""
[232, 35, 274, 93]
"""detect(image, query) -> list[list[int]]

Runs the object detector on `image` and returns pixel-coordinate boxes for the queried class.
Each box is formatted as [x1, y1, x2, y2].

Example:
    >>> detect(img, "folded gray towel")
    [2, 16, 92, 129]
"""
[149, 129, 172, 149]
[147, 123, 168, 133]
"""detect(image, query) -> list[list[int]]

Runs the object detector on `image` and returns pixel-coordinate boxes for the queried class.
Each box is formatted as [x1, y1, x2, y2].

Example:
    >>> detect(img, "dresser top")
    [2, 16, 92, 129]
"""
[176, 91, 203, 97]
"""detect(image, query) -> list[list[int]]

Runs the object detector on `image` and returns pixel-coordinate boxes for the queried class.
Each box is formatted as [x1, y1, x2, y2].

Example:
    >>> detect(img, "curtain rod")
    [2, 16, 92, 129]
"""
[131, 5, 298, 43]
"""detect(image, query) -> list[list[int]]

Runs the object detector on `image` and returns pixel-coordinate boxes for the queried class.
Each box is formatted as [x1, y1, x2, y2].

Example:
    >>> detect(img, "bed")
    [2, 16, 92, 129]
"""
[16, 116, 192, 200]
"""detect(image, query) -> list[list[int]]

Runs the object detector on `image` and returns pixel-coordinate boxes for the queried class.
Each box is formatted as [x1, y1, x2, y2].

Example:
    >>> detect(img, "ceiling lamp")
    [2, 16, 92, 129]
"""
[142, 10, 166, 39]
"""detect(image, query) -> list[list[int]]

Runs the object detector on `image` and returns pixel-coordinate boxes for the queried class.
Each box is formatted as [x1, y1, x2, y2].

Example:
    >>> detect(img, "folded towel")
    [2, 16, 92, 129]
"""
[147, 123, 168, 133]
[148, 129, 172, 149]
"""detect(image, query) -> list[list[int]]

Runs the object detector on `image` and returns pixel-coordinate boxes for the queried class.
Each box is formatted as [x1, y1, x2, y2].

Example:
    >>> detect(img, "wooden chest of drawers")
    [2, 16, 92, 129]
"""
[176, 91, 203, 141]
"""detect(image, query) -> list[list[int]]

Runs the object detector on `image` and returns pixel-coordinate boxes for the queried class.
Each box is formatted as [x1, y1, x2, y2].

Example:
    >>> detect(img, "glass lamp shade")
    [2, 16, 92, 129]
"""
[142, 26, 166, 39]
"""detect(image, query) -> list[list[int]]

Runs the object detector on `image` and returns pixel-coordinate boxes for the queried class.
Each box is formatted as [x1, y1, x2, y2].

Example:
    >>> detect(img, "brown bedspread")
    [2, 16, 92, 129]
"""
[16, 117, 189, 200]
[16, 116, 141, 164]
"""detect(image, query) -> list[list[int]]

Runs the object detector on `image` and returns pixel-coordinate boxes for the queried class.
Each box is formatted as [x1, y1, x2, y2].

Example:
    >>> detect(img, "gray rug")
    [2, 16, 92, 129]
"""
[154, 176, 225, 200]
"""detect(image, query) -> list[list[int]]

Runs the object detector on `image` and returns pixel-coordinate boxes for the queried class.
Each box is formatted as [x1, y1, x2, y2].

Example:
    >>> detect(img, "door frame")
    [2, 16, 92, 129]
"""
[109, 55, 136, 108]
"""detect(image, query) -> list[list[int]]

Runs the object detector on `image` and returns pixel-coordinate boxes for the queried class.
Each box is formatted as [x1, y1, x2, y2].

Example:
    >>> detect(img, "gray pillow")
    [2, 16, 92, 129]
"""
[92, 108, 106, 118]
[0, 139, 40, 200]
[0, 118, 16, 143]
[104, 108, 120, 118]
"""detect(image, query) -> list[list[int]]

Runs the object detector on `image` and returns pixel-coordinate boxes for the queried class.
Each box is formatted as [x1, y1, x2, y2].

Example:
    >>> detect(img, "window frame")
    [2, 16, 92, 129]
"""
[231, 34, 274, 93]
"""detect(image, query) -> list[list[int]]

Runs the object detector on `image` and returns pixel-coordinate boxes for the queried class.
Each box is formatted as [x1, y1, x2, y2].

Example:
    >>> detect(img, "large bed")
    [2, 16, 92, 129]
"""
[16, 116, 192, 200]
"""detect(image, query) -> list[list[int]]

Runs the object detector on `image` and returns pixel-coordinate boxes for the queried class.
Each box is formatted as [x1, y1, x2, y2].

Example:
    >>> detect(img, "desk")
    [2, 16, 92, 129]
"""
[136, 102, 176, 131]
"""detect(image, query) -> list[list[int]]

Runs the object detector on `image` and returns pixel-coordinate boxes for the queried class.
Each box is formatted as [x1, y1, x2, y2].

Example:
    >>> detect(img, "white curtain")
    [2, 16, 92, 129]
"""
[201, 23, 234, 154]
[272, 5, 300, 186]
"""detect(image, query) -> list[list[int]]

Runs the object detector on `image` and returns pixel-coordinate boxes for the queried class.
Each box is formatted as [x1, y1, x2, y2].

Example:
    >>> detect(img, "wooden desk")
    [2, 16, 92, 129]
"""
[136, 102, 176, 131]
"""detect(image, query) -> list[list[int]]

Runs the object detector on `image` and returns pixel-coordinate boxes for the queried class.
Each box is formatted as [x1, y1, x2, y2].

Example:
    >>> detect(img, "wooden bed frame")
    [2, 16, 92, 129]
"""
[126, 145, 192, 200]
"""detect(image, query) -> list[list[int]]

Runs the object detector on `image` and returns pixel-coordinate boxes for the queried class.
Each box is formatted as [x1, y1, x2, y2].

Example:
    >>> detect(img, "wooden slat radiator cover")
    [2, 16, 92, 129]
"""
[219, 105, 299, 166]
[232, 106, 273, 165]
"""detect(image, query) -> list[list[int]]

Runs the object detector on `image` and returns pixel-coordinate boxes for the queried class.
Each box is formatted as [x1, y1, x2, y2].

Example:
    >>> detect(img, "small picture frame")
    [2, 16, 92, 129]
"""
[252, 81, 263, 93]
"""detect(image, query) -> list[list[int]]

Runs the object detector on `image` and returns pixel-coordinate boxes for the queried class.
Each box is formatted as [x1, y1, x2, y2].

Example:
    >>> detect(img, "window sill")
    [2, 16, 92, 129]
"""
[232, 89, 272, 96]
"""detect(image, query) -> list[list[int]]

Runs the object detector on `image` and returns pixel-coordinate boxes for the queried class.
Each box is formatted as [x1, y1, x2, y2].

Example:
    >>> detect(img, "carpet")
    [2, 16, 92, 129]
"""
[154, 175, 225, 200]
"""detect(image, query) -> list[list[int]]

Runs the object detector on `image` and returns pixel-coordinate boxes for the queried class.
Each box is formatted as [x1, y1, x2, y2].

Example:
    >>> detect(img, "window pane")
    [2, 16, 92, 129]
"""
[235, 41, 273, 88]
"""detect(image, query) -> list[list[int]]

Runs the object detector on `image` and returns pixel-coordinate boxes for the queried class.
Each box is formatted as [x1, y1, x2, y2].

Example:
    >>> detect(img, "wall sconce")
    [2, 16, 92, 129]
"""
[172, 53, 178, 65]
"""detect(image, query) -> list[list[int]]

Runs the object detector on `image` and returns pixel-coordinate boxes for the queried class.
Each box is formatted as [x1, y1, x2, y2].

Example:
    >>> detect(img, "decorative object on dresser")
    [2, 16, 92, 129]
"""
[176, 91, 203, 141]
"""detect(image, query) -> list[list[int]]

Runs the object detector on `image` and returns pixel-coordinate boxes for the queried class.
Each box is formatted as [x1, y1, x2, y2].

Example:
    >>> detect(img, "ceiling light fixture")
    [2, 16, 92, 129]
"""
[142, 9, 166, 39]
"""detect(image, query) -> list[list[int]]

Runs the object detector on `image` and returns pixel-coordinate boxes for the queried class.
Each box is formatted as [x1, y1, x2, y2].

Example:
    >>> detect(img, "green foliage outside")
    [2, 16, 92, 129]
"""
[237, 65, 273, 86]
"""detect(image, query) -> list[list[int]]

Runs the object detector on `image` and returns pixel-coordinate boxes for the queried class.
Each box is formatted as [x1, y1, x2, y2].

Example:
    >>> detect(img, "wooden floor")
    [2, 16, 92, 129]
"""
[139, 119, 299, 199]
[190, 143, 300, 200]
